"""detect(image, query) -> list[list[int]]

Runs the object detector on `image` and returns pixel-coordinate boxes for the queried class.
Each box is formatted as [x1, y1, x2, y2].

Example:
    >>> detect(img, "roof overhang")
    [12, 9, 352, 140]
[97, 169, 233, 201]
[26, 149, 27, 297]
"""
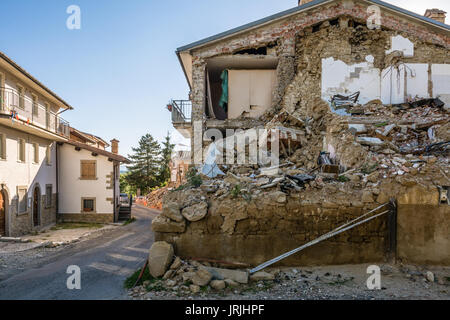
[175, 0, 450, 89]
[65, 140, 130, 164]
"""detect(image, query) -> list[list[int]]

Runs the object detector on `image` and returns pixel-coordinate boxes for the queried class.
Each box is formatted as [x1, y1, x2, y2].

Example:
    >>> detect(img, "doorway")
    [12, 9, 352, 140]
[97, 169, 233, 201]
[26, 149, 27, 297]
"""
[33, 187, 40, 227]
[0, 190, 5, 236]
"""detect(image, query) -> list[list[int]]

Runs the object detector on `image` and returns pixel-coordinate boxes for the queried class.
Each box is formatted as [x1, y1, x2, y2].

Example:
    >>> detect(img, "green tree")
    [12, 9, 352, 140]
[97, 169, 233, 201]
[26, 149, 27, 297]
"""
[158, 132, 175, 185]
[126, 134, 162, 194]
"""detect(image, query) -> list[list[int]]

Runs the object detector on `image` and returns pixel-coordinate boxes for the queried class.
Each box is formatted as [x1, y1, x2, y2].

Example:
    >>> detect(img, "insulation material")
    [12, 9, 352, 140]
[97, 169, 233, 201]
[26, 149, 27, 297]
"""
[386, 35, 414, 57]
[228, 70, 276, 119]
[321, 56, 381, 108]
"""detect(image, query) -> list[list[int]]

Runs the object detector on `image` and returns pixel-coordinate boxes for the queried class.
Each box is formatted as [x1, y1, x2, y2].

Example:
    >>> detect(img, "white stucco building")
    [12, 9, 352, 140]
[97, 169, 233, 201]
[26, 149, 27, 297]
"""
[58, 128, 129, 223]
[0, 51, 129, 237]
[0, 51, 72, 236]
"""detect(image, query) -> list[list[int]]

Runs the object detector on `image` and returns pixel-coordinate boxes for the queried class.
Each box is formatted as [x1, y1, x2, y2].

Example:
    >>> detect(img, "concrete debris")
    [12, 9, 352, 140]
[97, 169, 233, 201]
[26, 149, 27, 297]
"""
[161, 202, 183, 223]
[203, 267, 249, 284]
[148, 241, 174, 278]
[250, 271, 276, 282]
[426, 271, 435, 283]
[192, 269, 213, 286]
[210, 280, 226, 290]
[181, 201, 208, 222]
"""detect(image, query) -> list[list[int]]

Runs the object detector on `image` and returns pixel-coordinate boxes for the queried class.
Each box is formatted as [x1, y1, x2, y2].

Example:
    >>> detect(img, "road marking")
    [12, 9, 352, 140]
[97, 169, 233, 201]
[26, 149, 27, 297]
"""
[108, 253, 141, 262]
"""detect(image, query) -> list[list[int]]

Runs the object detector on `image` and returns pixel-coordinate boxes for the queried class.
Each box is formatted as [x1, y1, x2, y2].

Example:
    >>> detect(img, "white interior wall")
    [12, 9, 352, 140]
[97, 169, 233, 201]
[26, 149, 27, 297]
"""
[321, 35, 450, 109]
[228, 69, 276, 119]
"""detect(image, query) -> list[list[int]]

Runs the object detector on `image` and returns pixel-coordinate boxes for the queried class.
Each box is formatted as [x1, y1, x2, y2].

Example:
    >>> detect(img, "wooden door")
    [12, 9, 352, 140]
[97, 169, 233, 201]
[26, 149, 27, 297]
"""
[33, 188, 40, 227]
[0, 191, 5, 236]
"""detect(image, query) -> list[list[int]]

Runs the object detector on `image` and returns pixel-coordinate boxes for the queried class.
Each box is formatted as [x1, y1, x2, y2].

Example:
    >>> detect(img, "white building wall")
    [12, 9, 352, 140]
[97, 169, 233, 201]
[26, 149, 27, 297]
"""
[58, 143, 114, 215]
[321, 35, 450, 109]
[0, 124, 57, 235]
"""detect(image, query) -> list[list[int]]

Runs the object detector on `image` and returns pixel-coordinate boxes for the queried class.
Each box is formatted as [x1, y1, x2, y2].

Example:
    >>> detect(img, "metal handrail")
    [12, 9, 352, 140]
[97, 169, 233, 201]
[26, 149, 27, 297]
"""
[0, 86, 70, 138]
[170, 99, 192, 123]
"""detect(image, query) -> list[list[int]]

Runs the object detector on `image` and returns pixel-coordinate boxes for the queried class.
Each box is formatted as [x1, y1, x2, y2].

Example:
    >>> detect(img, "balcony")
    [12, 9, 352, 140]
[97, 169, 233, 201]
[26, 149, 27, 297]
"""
[0, 87, 70, 139]
[168, 100, 192, 124]
[168, 100, 192, 138]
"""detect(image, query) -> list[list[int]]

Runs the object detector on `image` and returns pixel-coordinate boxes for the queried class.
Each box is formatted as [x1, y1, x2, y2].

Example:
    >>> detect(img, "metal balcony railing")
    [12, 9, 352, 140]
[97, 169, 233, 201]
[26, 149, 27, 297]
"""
[169, 100, 192, 123]
[0, 87, 70, 138]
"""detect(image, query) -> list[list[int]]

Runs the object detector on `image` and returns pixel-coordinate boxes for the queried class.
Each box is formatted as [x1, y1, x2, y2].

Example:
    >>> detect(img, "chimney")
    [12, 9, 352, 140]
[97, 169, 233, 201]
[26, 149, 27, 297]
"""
[110, 139, 119, 154]
[424, 9, 447, 24]
[298, 0, 314, 5]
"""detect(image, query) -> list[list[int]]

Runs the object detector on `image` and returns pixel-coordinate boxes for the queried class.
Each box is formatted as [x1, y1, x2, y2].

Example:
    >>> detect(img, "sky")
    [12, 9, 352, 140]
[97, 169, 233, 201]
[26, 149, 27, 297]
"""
[0, 0, 448, 158]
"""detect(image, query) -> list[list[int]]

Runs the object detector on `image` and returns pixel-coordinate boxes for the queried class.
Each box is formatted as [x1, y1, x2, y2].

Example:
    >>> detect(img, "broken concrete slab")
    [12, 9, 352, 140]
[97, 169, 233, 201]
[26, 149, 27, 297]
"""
[202, 267, 249, 284]
[356, 137, 384, 146]
[250, 271, 275, 281]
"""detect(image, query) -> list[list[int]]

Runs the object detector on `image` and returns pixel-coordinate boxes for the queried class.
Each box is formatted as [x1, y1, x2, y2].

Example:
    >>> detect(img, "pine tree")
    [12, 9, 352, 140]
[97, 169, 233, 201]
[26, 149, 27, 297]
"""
[158, 132, 175, 185]
[126, 133, 162, 194]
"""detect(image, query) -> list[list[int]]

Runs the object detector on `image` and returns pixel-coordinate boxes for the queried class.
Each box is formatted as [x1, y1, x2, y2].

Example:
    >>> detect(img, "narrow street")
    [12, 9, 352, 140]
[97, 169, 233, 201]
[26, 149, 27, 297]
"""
[0, 205, 158, 300]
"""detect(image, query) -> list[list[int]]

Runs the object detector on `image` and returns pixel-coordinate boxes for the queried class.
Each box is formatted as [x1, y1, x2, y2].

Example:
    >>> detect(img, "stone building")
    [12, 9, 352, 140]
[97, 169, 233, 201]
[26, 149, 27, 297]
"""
[159, 0, 450, 266]
[169, 0, 449, 165]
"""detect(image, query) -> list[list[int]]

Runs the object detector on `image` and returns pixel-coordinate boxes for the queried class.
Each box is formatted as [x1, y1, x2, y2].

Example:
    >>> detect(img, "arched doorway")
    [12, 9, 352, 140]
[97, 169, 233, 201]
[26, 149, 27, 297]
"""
[33, 187, 40, 227]
[0, 190, 6, 236]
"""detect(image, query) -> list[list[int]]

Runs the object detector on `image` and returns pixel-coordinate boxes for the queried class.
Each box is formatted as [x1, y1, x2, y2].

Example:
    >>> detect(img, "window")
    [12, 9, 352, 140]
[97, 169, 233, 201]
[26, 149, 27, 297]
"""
[33, 143, 39, 164]
[45, 185, 52, 208]
[18, 138, 25, 162]
[17, 187, 27, 214]
[32, 94, 38, 116]
[0, 133, 5, 160]
[82, 198, 95, 213]
[80, 160, 96, 180]
[46, 145, 52, 165]
[17, 85, 24, 109]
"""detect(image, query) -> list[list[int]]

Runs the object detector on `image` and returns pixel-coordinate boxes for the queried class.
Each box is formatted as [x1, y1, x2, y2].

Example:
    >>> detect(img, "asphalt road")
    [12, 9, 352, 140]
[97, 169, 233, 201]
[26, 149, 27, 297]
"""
[0, 205, 158, 300]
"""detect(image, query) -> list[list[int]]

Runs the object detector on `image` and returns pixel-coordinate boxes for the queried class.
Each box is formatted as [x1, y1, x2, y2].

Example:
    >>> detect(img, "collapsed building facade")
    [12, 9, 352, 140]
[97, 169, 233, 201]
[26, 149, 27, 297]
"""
[159, 0, 450, 267]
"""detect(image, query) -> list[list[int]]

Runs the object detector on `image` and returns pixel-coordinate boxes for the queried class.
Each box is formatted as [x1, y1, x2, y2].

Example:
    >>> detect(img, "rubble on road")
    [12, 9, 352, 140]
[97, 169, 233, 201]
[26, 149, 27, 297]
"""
[128, 263, 450, 300]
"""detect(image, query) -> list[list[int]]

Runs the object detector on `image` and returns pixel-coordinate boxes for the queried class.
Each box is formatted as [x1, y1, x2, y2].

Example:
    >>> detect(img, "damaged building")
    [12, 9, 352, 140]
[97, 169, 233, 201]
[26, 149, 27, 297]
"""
[160, 0, 450, 267]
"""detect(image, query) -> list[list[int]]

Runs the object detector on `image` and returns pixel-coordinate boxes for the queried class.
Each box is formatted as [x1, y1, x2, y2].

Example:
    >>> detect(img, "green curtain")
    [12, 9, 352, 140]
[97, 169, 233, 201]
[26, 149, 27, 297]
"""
[218, 70, 228, 112]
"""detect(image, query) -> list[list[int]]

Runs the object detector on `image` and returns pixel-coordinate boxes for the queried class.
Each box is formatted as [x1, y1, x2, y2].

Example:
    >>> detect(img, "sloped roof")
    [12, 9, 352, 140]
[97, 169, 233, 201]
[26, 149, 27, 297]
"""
[0, 51, 73, 110]
[65, 139, 130, 163]
[177, 0, 449, 53]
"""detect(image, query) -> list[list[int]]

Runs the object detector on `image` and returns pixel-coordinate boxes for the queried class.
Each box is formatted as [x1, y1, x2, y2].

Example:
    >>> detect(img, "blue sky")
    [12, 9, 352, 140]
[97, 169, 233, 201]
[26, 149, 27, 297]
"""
[0, 0, 448, 157]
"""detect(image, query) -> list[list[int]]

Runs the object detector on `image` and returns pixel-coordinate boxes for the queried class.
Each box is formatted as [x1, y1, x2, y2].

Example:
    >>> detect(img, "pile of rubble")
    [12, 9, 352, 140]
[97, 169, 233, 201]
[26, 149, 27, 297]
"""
[136, 241, 277, 296]
[139, 186, 171, 210]
[195, 96, 449, 201]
